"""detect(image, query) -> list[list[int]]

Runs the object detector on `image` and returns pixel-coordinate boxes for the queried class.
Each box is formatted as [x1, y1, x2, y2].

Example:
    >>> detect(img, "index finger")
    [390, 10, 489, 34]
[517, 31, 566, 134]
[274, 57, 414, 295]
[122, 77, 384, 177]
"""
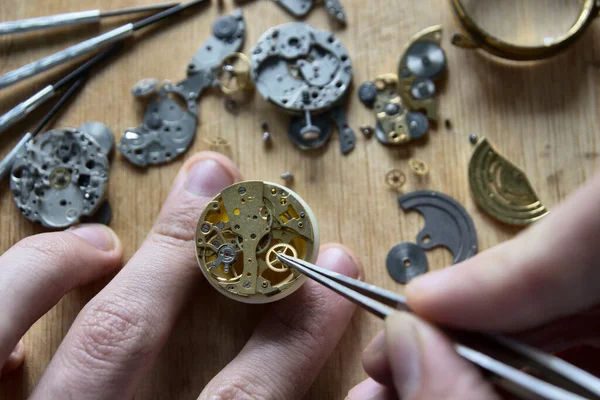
[406, 172, 600, 332]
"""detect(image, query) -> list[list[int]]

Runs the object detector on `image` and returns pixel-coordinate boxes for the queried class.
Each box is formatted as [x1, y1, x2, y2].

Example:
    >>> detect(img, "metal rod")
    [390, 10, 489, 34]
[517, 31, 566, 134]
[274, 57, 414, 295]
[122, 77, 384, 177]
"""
[0, 3, 178, 36]
[0, 0, 208, 90]
[0, 43, 122, 138]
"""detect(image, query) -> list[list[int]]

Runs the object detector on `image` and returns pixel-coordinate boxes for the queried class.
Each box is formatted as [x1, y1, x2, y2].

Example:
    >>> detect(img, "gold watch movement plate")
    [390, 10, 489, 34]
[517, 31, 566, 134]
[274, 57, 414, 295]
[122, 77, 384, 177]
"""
[195, 180, 319, 303]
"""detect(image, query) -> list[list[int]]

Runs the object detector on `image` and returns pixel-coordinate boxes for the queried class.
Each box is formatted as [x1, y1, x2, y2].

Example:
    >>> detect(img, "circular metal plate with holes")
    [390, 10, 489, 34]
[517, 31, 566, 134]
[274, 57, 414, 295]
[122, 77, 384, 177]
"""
[195, 181, 319, 304]
[250, 22, 353, 114]
[10, 126, 112, 228]
[386, 242, 429, 283]
[288, 112, 332, 150]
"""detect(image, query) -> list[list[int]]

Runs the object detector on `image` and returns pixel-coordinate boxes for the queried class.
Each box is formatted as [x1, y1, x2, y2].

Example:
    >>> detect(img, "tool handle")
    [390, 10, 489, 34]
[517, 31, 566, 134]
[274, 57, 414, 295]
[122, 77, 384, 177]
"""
[0, 133, 32, 181]
[0, 86, 54, 136]
[0, 23, 133, 89]
[0, 10, 100, 35]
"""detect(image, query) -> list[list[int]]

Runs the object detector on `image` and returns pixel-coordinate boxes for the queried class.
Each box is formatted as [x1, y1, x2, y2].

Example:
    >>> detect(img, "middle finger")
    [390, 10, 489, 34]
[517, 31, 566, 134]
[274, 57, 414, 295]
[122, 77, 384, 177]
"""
[31, 152, 240, 400]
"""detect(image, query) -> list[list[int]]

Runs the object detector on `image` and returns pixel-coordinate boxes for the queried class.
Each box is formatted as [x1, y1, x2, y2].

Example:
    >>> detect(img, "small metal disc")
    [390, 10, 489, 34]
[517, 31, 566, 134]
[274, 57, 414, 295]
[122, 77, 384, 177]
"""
[406, 112, 429, 139]
[406, 42, 446, 79]
[213, 15, 237, 39]
[131, 78, 159, 98]
[410, 78, 436, 100]
[385, 103, 402, 116]
[358, 81, 377, 108]
[386, 242, 429, 283]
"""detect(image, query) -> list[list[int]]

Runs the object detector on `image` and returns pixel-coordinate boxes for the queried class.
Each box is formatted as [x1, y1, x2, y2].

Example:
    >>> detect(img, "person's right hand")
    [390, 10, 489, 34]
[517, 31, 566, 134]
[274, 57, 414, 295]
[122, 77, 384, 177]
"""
[348, 171, 600, 400]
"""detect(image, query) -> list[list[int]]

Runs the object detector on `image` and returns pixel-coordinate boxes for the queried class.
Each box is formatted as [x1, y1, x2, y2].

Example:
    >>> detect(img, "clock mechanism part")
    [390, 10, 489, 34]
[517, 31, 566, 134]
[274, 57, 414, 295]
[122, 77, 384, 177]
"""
[358, 26, 446, 146]
[469, 137, 549, 226]
[119, 9, 248, 167]
[387, 190, 477, 284]
[10, 122, 114, 229]
[195, 180, 319, 303]
[251, 22, 356, 155]
[409, 158, 429, 176]
[273, 0, 347, 25]
[385, 169, 406, 191]
[386, 242, 429, 284]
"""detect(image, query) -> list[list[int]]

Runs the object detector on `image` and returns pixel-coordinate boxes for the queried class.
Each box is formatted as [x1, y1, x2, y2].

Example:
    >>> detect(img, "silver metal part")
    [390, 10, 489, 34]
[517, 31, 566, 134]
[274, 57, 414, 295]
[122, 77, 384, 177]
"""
[260, 120, 272, 143]
[0, 85, 55, 138]
[280, 172, 294, 181]
[358, 81, 377, 108]
[406, 112, 429, 139]
[251, 22, 353, 114]
[360, 125, 374, 138]
[0, 133, 32, 181]
[469, 133, 479, 144]
[398, 191, 478, 264]
[273, 0, 313, 17]
[405, 41, 446, 79]
[324, 0, 347, 24]
[119, 9, 245, 167]
[288, 112, 332, 150]
[77, 121, 115, 155]
[131, 78, 160, 98]
[410, 78, 436, 100]
[0, 24, 134, 90]
[386, 242, 429, 283]
[329, 106, 356, 155]
[10, 126, 112, 228]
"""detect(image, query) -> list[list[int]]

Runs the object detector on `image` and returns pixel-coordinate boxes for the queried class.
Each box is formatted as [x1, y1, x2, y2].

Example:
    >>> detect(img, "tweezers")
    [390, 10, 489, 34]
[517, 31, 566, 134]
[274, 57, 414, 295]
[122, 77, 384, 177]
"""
[276, 253, 600, 400]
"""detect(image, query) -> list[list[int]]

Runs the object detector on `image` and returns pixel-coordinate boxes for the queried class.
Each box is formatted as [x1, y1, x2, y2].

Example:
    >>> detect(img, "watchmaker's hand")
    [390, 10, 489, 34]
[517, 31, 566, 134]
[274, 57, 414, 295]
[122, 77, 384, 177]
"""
[0, 152, 363, 400]
[348, 171, 600, 400]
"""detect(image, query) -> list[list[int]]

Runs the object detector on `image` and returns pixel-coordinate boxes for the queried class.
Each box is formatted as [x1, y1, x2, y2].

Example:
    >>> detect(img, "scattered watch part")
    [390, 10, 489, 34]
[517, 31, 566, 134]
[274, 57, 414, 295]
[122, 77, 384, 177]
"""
[386, 242, 429, 283]
[469, 133, 479, 144]
[260, 120, 272, 144]
[398, 25, 446, 121]
[398, 190, 478, 264]
[280, 172, 294, 182]
[216, 52, 253, 95]
[119, 10, 246, 167]
[288, 111, 332, 150]
[385, 169, 406, 190]
[468, 137, 548, 225]
[358, 81, 377, 108]
[360, 125, 374, 139]
[251, 22, 352, 114]
[409, 158, 429, 176]
[195, 181, 319, 303]
[329, 106, 356, 155]
[273, 0, 347, 24]
[131, 78, 159, 98]
[10, 124, 113, 228]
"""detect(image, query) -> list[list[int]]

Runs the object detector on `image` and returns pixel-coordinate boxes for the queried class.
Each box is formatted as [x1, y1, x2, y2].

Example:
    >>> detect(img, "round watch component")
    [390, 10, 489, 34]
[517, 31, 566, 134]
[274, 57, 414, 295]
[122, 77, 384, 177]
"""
[469, 133, 479, 145]
[10, 125, 112, 228]
[195, 181, 319, 304]
[250, 22, 353, 114]
[288, 112, 332, 150]
[358, 81, 377, 108]
[386, 242, 429, 284]
[131, 78, 160, 98]
[213, 14, 239, 39]
[409, 158, 429, 176]
[406, 112, 429, 139]
[410, 78, 436, 100]
[385, 169, 406, 190]
[405, 42, 446, 79]
[398, 191, 478, 264]
[468, 137, 548, 225]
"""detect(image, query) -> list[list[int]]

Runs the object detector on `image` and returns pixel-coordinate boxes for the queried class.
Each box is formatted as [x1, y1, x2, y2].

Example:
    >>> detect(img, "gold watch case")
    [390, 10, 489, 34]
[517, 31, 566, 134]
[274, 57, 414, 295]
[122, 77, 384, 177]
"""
[195, 181, 319, 303]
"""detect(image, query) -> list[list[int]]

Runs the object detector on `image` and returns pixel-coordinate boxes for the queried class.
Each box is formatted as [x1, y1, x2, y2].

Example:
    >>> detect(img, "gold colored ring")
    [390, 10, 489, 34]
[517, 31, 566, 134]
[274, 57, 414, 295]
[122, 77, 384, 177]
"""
[450, 0, 598, 60]
[217, 52, 253, 95]
[409, 158, 429, 176]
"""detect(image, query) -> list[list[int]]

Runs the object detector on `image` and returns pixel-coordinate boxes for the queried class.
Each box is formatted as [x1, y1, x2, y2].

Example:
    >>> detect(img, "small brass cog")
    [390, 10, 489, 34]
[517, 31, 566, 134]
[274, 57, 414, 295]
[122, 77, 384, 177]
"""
[266, 243, 298, 273]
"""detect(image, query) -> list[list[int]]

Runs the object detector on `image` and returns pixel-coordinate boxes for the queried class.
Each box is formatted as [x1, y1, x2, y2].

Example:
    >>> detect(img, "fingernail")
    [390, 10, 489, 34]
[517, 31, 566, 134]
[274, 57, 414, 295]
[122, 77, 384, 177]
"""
[184, 158, 234, 197]
[317, 247, 361, 278]
[347, 378, 391, 400]
[2, 339, 25, 375]
[385, 312, 421, 397]
[69, 224, 117, 251]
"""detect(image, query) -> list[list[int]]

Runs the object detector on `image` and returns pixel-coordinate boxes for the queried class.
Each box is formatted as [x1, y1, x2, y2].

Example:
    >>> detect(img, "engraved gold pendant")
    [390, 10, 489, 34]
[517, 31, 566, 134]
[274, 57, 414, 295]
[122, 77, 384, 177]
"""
[195, 181, 319, 303]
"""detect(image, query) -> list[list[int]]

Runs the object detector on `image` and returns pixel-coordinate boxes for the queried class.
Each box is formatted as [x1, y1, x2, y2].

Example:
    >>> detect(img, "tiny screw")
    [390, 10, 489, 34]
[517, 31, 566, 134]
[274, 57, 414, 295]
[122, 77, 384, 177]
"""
[243, 281, 251, 288]
[469, 133, 479, 145]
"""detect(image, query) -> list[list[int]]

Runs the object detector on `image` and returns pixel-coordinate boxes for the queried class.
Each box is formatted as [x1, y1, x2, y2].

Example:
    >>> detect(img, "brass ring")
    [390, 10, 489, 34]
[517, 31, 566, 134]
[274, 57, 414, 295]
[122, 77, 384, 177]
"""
[216, 52, 253, 95]
[450, 0, 598, 60]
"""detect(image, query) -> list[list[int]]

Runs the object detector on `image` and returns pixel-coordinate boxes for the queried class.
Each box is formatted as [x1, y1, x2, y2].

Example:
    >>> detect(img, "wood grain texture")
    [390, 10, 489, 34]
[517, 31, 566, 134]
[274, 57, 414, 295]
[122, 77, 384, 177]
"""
[0, 0, 598, 398]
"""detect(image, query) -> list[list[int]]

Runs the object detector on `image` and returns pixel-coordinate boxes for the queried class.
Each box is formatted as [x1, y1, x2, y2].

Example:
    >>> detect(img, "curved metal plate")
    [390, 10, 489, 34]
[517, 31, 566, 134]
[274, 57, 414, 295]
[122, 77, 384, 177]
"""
[468, 137, 549, 225]
[398, 190, 477, 264]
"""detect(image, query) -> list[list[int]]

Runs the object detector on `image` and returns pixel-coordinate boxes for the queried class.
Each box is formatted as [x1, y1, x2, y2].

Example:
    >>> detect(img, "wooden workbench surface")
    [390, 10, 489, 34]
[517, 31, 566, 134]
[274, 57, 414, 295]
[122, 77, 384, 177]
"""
[0, 1, 598, 398]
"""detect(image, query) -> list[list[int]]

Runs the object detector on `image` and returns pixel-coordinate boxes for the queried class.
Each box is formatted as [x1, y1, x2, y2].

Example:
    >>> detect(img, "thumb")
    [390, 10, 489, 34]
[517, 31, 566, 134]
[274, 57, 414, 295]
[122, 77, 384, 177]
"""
[384, 312, 499, 400]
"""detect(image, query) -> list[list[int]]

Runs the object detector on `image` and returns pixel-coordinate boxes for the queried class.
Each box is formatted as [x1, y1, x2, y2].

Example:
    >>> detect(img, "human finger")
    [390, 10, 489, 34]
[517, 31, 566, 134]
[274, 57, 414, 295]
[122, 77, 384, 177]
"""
[346, 378, 397, 400]
[31, 152, 240, 399]
[199, 244, 363, 400]
[406, 172, 600, 331]
[0, 224, 123, 373]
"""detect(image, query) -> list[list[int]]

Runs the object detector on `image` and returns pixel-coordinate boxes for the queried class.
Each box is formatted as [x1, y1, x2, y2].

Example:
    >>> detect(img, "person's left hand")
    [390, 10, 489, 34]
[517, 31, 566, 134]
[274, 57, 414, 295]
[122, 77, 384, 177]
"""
[0, 151, 363, 399]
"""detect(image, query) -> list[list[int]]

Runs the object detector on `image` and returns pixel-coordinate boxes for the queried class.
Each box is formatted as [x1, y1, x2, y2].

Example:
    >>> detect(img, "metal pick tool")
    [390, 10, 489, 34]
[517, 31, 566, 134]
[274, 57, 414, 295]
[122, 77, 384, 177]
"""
[0, 0, 209, 90]
[0, 3, 178, 36]
[276, 253, 600, 400]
